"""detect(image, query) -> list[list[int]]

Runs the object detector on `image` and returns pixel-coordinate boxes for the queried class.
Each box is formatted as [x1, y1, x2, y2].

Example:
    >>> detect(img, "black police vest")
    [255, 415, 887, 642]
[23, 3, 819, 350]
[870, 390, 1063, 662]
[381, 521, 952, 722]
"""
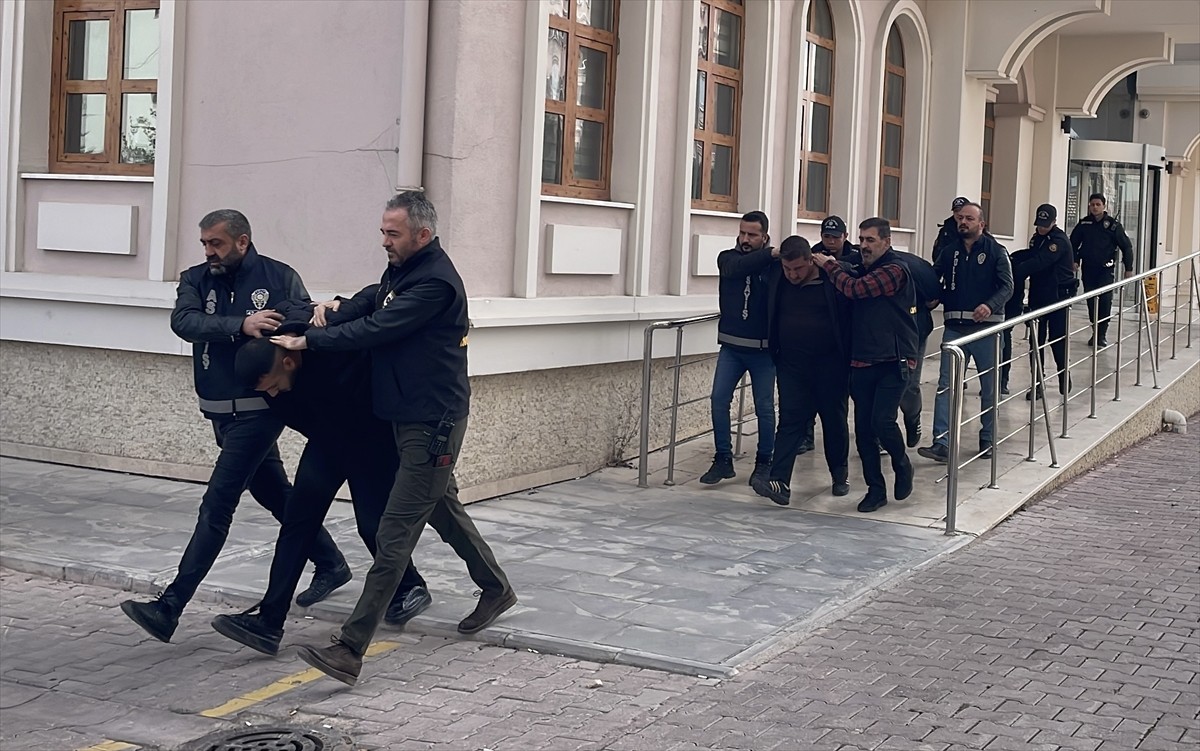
[849, 251, 919, 364]
[184, 248, 299, 405]
[716, 247, 771, 350]
[940, 234, 1007, 325]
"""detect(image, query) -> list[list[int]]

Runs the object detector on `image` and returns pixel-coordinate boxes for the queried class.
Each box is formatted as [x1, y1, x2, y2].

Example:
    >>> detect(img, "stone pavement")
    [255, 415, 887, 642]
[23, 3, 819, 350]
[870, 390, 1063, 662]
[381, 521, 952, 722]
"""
[0, 416, 1196, 750]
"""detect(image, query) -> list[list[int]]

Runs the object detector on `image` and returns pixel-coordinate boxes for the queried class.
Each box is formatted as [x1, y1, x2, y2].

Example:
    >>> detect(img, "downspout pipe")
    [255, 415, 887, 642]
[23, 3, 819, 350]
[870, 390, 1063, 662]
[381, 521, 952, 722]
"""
[396, 0, 429, 192]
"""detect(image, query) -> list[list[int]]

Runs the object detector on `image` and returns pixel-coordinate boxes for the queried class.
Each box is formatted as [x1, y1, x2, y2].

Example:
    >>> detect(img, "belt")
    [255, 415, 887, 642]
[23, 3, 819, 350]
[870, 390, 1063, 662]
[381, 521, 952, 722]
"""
[198, 397, 270, 414]
[943, 311, 1004, 324]
[718, 332, 769, 349]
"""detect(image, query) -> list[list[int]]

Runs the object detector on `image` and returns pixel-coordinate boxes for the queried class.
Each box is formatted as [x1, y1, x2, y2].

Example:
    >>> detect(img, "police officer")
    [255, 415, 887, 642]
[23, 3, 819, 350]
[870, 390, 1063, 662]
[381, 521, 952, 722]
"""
[120, 210, 349, 644]
[1070, 193, 1134, 347]
[931, 196, 970, 264]
[1014, 204, 1076, 398]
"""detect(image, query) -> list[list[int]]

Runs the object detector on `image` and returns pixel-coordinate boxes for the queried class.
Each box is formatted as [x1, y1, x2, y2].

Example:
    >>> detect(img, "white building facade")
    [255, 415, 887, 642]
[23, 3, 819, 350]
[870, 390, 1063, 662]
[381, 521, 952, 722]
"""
[2, 0, 1198, 497]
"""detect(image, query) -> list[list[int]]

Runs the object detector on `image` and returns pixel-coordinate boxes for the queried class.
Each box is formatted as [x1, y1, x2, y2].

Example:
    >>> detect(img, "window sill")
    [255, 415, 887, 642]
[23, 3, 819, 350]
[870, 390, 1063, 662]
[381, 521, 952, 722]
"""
[20, 172, 154, 183]
[691, 209, 743, 219]
[541, 195, 636, 210]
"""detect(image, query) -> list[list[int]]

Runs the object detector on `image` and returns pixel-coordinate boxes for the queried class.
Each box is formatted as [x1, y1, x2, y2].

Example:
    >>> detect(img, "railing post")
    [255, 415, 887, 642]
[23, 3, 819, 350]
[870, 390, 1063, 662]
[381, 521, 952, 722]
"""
[638, 325, 657, 488]
[944, 346, 966, 536]
[989, 332, 1000, 488]
[664, 327, 686, 486]
[1140, 279, 1161, 389]
[1135, 280, 1145, 387]
[1060, 305, 1070, 439]
[1113, 285, 1125, 402]
[1188, 259, 1198, 349]
[1026, 321, 1038, 462]
[733, 374, 747, 458]
[1171, 264, 1181, 361]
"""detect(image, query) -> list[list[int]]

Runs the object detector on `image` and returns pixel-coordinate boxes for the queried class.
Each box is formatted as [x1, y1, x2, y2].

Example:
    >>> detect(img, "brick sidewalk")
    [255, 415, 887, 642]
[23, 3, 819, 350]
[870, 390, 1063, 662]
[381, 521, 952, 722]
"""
[1, 422, 1197, 750]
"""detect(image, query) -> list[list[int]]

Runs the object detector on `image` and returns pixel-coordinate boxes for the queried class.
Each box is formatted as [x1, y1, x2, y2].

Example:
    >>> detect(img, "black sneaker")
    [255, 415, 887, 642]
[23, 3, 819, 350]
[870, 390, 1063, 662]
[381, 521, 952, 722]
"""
[857, 495, 888, 513]
[917, 444, 949, 463]
[894, 456, 914, 501]
[211, 607, 283, 656]
[1000, 382, 1011, 395]
[699, 456, 735, 485]
[904, 420, 923, 449]
[748, 461, 770, 487]
[120, 595, 179, 643]
[458, 589, 518, 634]
[384, 585, 432, 627]
[1098, 337, 1109, 347]
[751, 476, 791, 506]
[979, 442, 994, 459]
[797, 439, 815, 455]
[832, 480, 850, 497]
[297, 636, 362, 686]
[1026, 386, 1044, 401]
[295, 562, 352, 607]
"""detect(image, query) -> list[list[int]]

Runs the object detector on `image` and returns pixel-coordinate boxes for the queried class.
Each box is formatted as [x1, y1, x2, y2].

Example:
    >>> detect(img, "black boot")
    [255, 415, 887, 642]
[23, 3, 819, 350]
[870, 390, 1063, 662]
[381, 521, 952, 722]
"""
[699, 455, 735, 484]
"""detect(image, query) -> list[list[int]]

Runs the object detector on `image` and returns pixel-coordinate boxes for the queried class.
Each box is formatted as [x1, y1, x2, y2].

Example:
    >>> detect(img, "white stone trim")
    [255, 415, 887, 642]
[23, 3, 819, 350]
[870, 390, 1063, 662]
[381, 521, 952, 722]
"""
[147, 0, 184, 283]
[541, 195, 637, 210]
[20, 172, 155, 183]
[0, 0, 25, 274]
[669, 0, 703, 296]
[513, 0, 550, 299]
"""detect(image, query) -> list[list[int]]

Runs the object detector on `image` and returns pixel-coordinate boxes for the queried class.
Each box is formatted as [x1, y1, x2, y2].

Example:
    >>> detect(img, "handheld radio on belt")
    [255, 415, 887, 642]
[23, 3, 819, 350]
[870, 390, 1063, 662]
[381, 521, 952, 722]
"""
[428, 412, 456, 467]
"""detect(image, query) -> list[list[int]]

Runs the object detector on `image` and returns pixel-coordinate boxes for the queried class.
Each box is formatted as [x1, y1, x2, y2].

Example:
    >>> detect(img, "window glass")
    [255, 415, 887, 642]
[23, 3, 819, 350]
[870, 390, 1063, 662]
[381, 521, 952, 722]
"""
[542, 114, 564, 184]
[120, 93, 156, 164]
[884, 123, 902, 168]
[549, 0, 569, 19]
[710, 144, 733, 196]
[714, 9, 740, 68]
[546, 29, 567, 101]
[882, 175, 901, 221]
[810, 102, 830, 154]
[812, 45, 833, 96]
[805, 162, 829, 214]
[64, 93, 106, 154]
[576, 0, 613, 31]
[695, 71, 707, 129]
[698, 3, 710, 60]
[808, 0, 833, 39]
[67, 19, 109, 81]
[887, 28, 904, 67]
[577, 47, 607, 109]
[574, 120, 604, 181]
[885, 73, 904, 117]
[715, 82, 735, 136]
[123, 9, 159, 80]
[691, 140, 704, 200]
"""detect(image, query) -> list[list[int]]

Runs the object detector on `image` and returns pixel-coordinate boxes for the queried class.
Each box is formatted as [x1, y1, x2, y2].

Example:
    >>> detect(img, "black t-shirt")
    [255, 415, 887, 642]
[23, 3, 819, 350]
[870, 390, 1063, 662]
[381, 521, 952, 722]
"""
[777, 278, 838, 364]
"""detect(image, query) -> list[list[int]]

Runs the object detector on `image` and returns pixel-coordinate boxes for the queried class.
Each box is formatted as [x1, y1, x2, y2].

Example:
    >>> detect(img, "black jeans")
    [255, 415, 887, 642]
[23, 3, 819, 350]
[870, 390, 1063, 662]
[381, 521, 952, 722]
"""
[258, 436, 426, 628]
[339, 417, 511, 654]
[849, 362, 910, 500]
[162, 412, 345, 612]
[771, 357, 849, 483]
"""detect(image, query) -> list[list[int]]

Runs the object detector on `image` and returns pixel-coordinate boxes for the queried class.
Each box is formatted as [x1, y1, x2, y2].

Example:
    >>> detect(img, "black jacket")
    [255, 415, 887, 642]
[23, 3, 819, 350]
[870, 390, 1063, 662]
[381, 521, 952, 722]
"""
[836, 240, 863, 267]
[170, 245, 309, 414]
[715, 245, 774, 350]
[933, 232, 1014, 328]
[843, 250, 919, 364]
[1070, 212, 1134, 277]
[306, 237, 470, 423]
[1013, 227, 1075, 308]
[765, 261, 850, 364]
[889, 251, 940, 339]
[931, 215, 958, 264]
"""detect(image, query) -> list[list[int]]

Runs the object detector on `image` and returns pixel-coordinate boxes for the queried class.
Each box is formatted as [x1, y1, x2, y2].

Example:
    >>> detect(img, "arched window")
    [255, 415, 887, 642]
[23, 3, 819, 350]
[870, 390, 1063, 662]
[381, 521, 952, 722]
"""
[798, 0, 834, 218]
[981, 102, 995, 221]
[879, 26, 905, 223]
[543, 0, 620, 199]
[693, 0, 744, 211]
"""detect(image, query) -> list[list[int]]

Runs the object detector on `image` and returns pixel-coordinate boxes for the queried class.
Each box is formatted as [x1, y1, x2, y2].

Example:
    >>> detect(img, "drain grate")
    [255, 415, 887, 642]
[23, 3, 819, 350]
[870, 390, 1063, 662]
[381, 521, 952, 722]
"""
[176, 725, 354, 751]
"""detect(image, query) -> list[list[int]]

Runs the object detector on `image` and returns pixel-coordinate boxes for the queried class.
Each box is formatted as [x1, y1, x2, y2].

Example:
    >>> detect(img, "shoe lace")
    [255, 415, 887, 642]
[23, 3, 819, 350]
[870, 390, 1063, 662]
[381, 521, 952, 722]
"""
[472, 590, 482, 599]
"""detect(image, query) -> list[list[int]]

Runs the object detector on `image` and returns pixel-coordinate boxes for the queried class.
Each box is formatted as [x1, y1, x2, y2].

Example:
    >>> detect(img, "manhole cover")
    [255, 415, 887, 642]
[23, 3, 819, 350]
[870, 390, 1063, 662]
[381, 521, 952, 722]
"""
[176, 726, 353, 751]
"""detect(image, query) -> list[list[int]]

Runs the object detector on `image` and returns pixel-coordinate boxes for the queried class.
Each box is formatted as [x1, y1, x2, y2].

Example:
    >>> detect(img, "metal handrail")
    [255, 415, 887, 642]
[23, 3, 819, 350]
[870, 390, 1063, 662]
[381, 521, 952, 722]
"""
[940, 250, 1200, 535]
[639, 313, 757, 487]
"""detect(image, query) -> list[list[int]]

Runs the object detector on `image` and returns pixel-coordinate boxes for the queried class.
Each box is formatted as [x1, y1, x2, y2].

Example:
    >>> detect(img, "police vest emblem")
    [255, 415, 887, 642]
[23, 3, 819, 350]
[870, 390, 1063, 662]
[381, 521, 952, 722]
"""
[1103, 220, 1111, 229]
[251, 289, 270, 310]
[205, 289, 217, 315]
[977, 253, 986, 264]
[1049, 243, 1057, 253]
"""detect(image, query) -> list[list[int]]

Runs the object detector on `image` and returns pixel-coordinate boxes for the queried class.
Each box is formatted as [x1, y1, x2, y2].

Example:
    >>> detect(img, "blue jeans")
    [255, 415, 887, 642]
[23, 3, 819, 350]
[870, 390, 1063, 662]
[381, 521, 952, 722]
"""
[932, 327, 999, 448]
[710, 346, 776, 462]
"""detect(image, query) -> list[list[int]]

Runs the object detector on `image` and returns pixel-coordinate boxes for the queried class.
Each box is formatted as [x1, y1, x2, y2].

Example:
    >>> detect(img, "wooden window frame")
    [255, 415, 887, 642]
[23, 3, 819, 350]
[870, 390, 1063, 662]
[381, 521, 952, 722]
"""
[693, 0, 743, 212]
[49, 0, 159, 176]
[980, 102, 995, 222]
[879, 28, 905, 224]
[798, 0, 834, 220]
[542, 0, 620, 200]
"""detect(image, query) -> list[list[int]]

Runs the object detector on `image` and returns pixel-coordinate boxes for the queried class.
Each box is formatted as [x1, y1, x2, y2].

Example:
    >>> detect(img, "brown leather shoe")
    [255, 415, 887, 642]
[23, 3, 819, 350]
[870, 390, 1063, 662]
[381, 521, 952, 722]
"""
[458, 589, 518, 634]
[296, 637, 362, 686]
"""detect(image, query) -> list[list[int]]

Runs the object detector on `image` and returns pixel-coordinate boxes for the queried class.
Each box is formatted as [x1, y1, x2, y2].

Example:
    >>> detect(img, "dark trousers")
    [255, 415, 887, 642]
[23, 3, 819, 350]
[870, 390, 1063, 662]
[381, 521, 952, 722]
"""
[258, 437, 426, 628]
[849, 362, 909, 500]
[1083, 271, 1116, 338]
[1036, 304, 1070, 389]
[162, 412, 345, 611]
[898, 333, 929, 427]
[339, 417, 510, 654]
[770, 358, 849, 484]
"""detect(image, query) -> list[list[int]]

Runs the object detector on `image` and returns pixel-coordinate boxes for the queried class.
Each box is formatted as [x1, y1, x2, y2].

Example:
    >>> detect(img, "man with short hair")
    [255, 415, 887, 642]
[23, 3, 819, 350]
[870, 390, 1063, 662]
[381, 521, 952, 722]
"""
[1070, 193, 1134, 347]
[208, 329, 434, 656]
[919, 202, 1014, 463]
[700, 211, 778, 487]
[932, 197, 970, 264]
[120, 211, 350, 644]
[813, 218, 918, 513]
[752, 236, 851, 506]
[275, 192, 514, 686]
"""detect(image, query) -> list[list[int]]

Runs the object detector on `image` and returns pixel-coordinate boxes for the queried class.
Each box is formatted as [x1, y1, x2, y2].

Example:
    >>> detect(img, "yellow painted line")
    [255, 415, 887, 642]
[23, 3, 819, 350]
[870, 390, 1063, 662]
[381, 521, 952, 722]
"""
[199, 640, 402, 718]
[76, 741, 138, 751]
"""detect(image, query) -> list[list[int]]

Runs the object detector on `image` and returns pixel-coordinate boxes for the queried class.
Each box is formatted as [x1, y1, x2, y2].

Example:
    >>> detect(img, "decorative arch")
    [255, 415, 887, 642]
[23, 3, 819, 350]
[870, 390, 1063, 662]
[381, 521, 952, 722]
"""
[965, 0, 1110, 84]
[1056, 33, 1173, 116]
[782, 0, 863, 234]
[865, 0, 931, 239]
